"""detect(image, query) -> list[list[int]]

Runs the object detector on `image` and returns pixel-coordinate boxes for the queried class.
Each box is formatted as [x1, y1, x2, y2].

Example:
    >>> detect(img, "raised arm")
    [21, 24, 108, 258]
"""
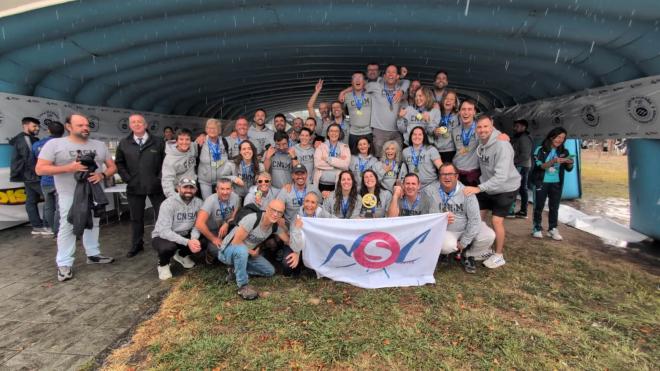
[307, 79, 323, 119]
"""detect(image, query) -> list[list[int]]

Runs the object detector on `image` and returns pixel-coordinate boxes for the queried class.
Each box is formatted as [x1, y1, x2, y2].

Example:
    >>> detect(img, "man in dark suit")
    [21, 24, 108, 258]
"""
[115, 114, 166, 257]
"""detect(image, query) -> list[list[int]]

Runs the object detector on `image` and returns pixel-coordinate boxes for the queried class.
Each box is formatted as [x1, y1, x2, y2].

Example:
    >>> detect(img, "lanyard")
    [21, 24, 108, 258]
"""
[207, 138, 222, 162]
[328, 141, 338, 157]
[461, 122, 476, 147]
[341, 198, 350, 218]
[439, 187, 456, 205]
[385, 159, 397, 175]
[402, 194, 420, 212]
[410, 146, 423, 168]
[353, 90, 365, 111]
[294, 186, 306, 206]
[358, 156, 369, 173]
[384, 87, 396, 107]
[441, 114, 452, 127]
[218, 200, 230, 219]
[240, 161, 252, 178]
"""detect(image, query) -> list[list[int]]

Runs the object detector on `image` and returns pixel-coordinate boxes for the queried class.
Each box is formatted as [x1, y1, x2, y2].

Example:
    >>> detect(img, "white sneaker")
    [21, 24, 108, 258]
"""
[532, 230, 543, 239]
[157, 264, 173, 280]
[173, 251, 195, 269]
[548, 228, 563, 241]
[483, 253, 506, 269]
[471, 250, 494, 262]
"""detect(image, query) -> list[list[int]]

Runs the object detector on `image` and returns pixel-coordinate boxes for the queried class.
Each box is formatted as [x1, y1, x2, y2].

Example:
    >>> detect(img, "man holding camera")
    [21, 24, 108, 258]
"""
[36, 113, 117, 282]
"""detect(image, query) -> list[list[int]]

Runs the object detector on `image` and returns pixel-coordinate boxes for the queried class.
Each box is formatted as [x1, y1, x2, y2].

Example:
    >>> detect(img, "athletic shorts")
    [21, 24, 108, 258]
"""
[477, 190, 517, 217]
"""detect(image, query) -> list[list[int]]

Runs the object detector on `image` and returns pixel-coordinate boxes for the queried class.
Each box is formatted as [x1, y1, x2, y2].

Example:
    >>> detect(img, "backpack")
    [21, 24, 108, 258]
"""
[228, 203, 278, 235]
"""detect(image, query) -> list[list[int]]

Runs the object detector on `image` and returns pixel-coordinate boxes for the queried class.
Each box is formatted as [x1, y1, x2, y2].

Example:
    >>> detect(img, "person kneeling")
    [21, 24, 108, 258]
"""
[218, 199, 292, 300]
[151, 178, 203, 280]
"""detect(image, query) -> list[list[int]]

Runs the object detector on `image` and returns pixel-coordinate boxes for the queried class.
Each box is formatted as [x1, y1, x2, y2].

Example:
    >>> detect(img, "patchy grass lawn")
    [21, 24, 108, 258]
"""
[102, 224, 659, 370]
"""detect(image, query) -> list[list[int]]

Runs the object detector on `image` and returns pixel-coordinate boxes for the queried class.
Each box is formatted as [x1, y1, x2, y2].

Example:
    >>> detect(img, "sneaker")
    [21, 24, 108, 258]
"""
[237, 285, 259, 300]
[483, 253, 506, 269]
[157, 264, 173, 280]
[505, 212, 516, 219]
[57, 266, 73, 282]
[471, 250, 494, 262]
[225, 267, 235, 284]
[173, 251, 195, 269]
[86, 255, 115, 264]
[462, 256, 477, 274]
[32, 227, 53, 235]
[548, 228, 563, 241]
[514, 211, 528, 219]
[532, 230, 543, 239]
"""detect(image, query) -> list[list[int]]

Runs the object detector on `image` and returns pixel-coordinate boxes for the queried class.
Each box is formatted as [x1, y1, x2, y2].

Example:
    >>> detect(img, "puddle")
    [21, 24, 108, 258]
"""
[565, 197, 630, 226]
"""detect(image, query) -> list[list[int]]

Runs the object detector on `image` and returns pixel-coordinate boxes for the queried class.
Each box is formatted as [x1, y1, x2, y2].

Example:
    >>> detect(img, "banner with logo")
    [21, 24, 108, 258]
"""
[302, 214, 448, 289]
[493, 75, 660, 140]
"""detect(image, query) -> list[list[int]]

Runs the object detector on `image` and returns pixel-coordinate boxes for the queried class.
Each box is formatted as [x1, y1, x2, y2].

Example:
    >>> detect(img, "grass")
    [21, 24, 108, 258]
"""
[580, 150, 629, 199]
[102, 232, 659, 370]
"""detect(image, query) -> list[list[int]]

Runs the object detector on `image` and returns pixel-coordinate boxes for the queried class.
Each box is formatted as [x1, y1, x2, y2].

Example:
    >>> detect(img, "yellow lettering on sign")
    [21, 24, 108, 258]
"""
[0, 188, 27, 205]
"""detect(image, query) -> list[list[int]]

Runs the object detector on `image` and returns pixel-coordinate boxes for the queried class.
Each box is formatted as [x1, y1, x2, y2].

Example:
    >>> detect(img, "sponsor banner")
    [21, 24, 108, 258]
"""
[0, 92, 209, 144]
[302, 213, 447, 289]
[493, 75, 660, 139]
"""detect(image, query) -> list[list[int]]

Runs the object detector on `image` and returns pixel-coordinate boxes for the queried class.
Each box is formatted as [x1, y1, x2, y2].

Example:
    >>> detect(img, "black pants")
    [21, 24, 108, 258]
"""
[152, 236, 192, 266]
[533, 182, 562, 231]
[127, 192, 165, 249]
[516, 166, 530, 212]
[258, 236, 303, 276]
[439, 151, 456, 164]
[280, 245, 303, 277]
[349, 133, 373, 155]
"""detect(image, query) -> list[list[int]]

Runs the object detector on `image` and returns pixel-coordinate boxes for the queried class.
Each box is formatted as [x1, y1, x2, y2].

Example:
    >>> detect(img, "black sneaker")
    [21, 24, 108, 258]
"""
[237, 284, 258, 300]
[86, 255, 115, 264]
[514, 211, 528, 219]
[225, 267, 236, 284]
[462, 256, 477, 274]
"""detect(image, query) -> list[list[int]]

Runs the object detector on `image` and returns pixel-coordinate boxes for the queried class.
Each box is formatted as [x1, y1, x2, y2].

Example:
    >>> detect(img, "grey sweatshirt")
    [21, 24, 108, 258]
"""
[161, 141, 198, 198]
[451, 121, 479, 171]
[197, 137, 232, 185]
[428, 113, 459, 153]
[425, 181, 481, 247]
[349, 154, 378, 190]
[477, 129, 522, 194]
[397, 106, 441, 146]
[152, 194, 202, 245]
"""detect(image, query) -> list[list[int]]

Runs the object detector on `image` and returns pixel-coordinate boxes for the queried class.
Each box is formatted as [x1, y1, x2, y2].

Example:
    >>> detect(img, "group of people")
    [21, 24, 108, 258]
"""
[11, 63, 575, 301]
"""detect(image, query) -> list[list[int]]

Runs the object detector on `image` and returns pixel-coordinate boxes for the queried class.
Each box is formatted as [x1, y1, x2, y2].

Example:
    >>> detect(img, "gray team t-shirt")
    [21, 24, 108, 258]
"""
[292, 144, 315, 184]
[269, 152, 292, 189]
[366, 81, 403, 132]
[452, 122, 479, 171]
[247, 125, 274, 155]
[38, 137, 109, 197]
[344, 90, 373, 136]
[396, 193, 432, 216]
[244, 186, 280, 211]
[402, 145, 441, 189]
[221, 212, 281, 250]
[201, 192, 241, 231]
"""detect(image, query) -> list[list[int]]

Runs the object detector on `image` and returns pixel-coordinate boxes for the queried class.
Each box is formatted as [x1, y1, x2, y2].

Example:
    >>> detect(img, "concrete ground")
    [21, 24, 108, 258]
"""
[0, 220, 173, 370]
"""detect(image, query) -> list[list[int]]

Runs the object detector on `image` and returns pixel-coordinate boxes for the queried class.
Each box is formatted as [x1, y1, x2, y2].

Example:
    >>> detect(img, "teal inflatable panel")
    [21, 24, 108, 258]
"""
[628, 139, 660, 240]
[0, 144, 12, 168]
[561, 139, 582, 200]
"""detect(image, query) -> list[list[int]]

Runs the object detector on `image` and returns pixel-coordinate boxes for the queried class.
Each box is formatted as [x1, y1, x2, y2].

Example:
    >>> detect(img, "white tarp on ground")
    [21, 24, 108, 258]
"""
[302, 213, 448, 289]
[558, 204, 648, 245]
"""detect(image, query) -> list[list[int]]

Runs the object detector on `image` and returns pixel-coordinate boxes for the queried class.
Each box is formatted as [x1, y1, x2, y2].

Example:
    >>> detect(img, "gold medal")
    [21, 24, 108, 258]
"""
[211, 161, 219, 168]
[460, 147, 469, 155]
[416, 113, 423, 120]
[256, 190, 263, 197]
[356, 110, 363, 116]
[361, 193, 378, 209]
[438, 126, 448, 135]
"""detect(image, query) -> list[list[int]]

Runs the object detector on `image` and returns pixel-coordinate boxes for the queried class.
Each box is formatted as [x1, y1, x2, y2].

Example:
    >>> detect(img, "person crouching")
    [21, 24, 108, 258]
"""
[151, 178, 203, 280]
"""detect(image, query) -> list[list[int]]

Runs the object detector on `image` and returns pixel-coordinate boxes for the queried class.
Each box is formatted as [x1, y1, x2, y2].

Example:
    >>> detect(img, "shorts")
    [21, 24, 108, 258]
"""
[477, 190, 517, 217]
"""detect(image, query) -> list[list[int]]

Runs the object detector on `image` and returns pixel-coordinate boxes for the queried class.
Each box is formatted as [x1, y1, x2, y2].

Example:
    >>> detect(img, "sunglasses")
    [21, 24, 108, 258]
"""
[257, 179, 271, 184]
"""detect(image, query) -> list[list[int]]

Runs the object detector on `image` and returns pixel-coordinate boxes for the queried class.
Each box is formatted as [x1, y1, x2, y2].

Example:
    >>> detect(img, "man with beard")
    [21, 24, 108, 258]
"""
[10, 117, 50, 235]
[36, 114, 117, 282]
[151, 178, 203, 280]
[248, 108, 274, 157]
[271, 113, 289, 133]
[509, 119, 534, 218]
[277, 164, 319, 226]
[432, 70, 449, 105]
[263, 131, 294, 189]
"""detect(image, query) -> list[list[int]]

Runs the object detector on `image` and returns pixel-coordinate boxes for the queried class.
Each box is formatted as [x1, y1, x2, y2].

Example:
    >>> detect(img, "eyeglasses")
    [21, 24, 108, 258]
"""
[268, 207, 284, 216]
[257, 179, 271, 184]
[440, 173, 458, 177]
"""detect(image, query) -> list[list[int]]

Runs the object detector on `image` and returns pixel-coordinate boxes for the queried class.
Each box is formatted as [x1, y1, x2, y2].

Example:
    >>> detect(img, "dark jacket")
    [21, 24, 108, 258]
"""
[68, 160, 108, 237]
[9, 132, 39, 183]
[531, 145, 574, 187]
[511, 131, 534, 168]
[115, 133, 166, 195]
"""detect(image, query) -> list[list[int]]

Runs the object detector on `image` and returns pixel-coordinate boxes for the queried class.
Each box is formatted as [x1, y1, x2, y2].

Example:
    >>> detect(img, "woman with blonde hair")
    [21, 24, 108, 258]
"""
[397, 86, 440, 146]
[374, 140, 404, 191]
[198, 118, 231, 198]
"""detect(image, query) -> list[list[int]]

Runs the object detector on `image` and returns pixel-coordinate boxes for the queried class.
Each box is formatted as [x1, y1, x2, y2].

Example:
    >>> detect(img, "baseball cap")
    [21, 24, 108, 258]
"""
[291, 164, 308, 173]
[178, 178, 197, 187]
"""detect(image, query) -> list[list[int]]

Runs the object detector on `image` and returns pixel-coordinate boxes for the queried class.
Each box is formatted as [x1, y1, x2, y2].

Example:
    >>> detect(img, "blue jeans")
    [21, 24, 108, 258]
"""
[218, 244, 275, 287]
[41, 184, 59, 234]
[24, 181, 44, 228]
[56, 194, 101, 267]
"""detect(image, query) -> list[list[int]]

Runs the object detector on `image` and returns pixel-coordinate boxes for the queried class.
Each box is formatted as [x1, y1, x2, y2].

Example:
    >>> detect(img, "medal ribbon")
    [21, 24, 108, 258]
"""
[328, 141, 338, 157]
[402, 194, 420, 213]
[341, 198, 350, 218]
[207, 138, 222, 162]
[439, 187, 456, 205]
[353, 90, 365, 111]
[294, 186, 307, 206]
[218, 200, 230, 220]
[411, 146, 423, 169]
[461, 122, 476, 147]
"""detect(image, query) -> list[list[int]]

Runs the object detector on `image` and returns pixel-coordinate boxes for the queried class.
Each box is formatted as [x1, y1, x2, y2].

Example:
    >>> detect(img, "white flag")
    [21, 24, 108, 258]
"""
[302, 213, 448, 289]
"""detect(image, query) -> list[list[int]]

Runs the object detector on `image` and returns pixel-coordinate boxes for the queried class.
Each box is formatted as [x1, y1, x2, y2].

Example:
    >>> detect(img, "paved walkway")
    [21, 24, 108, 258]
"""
[0, 221, 171, 370]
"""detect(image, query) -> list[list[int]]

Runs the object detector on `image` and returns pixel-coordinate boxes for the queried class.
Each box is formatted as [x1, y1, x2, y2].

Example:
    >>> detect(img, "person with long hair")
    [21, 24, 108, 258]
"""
[313, 123, 351, 192]
[359, 170, 392, 218]
[402, 126, 443, 189]
[397, 86, 440, 146]
[229, 140, 264, 198]
[323, 170, 362, 219]
[349, 136, 378, 190]
[531, 127, 574, 240]
[430, 90, 459, 163]
[374, 140, 404, 191]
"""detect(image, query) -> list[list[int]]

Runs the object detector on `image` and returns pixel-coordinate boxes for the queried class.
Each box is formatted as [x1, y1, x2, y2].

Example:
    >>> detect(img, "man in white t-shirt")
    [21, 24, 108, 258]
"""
[36, 113, 118, 282]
